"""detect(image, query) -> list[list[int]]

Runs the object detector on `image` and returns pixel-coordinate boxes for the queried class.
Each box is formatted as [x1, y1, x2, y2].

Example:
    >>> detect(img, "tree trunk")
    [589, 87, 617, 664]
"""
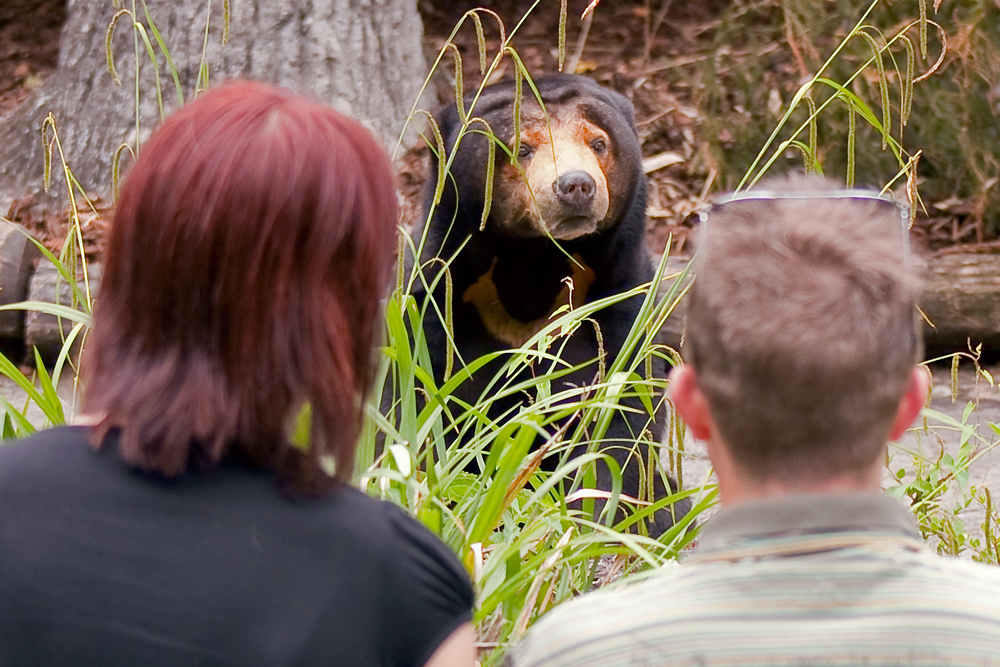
[0, 0, 428, 213]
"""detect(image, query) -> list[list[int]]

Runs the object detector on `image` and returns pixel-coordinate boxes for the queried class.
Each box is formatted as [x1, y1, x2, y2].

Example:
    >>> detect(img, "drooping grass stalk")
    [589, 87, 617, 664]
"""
[558, 0, 568, 71]
[737, 3, 942, 190]
[112, 143, 136, 198]
[856, 29, 891, 149]
[448, 44, 467, 125]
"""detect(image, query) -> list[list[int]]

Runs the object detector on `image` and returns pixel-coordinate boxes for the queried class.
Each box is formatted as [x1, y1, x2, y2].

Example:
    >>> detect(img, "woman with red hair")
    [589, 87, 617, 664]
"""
[0, 81, 474, 666]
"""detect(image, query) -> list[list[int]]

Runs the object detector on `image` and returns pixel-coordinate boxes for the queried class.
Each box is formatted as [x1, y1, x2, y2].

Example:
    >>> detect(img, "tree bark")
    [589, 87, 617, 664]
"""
[0, 0, 428, 213]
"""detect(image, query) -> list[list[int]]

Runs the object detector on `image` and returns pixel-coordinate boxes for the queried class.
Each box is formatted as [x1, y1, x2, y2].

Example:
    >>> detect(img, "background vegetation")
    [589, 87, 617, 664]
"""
[419, 0, 1000, 252]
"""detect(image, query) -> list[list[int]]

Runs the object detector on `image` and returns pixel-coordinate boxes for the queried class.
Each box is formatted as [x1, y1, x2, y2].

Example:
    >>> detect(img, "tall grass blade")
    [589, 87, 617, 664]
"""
[32, 348, 65, 426]
[847, 102, 856, 186]
[139, 0, 185, 106]
[0, 353, 62, 426]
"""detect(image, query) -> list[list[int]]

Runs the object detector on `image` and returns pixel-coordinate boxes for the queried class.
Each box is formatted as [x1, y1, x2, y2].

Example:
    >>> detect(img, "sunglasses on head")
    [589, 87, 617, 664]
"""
[698, 188, 912, 251]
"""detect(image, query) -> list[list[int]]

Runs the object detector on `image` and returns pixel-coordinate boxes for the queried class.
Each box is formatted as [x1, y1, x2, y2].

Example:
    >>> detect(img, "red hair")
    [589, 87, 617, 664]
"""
[83, 81, 397, 492]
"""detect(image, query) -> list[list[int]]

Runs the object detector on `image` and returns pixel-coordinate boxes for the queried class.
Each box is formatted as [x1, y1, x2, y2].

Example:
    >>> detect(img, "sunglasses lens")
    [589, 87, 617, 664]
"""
[700, 190, 910, 251]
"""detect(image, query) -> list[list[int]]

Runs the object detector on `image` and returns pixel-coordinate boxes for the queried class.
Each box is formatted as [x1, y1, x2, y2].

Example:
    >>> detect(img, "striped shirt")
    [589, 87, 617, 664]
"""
[514, 492, 1000, 667]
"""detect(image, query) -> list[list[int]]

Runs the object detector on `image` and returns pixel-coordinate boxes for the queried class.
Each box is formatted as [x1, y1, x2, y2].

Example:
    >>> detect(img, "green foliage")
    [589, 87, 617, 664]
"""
[0, 206, 93, 437]
[365, 238, 701, 657]
[887, 352, 1000, 562]
[694, 0, 999, 236]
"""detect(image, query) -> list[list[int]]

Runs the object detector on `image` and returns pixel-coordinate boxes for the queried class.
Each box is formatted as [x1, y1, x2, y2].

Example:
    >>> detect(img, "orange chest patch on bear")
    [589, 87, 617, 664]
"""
[461, 254, 597, 348]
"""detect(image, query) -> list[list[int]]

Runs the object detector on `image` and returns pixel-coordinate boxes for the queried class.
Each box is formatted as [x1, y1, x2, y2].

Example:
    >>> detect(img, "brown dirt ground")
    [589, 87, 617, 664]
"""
[0, 0, 64, 117]
[0, 0, 987, 261]
[0, 0, 107, 261]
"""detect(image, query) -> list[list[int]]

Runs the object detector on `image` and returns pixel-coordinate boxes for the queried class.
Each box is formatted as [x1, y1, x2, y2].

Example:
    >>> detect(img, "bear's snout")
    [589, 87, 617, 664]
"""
[554, 171, 597, 208]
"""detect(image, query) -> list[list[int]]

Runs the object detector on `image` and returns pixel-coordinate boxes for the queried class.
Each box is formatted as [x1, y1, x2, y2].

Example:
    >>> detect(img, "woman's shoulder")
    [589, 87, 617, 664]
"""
[379, 500, 469, 577]
[364, 499, 474, 666]
[336, 490, 470, 588]
[293, 488, 474, 665]
[2, 424, 90, 446]
[1, 426, 470, 606]
[0, 425, 94, 470]
[331, 491, 473, 604]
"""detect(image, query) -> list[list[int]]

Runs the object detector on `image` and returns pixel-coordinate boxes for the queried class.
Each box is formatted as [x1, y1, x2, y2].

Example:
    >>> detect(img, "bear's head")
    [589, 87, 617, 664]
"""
[434, 75, 644, 242]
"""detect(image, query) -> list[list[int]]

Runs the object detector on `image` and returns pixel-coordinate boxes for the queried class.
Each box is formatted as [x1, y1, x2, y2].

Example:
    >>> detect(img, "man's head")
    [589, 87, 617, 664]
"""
[672, 176, 925, 492]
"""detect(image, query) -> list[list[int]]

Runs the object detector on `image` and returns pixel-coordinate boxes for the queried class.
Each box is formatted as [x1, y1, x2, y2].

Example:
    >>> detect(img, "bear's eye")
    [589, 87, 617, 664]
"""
[517, 144, 534, 160]
[590, 138, 607, 155]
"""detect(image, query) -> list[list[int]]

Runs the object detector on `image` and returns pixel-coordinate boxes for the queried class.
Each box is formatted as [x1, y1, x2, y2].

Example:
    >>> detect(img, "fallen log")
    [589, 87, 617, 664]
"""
[917, 251, 1000, 350]
[7, 247, 1000, 364]
[25, 262, 100, 365]
[0, 221, 39, 340]
[656, 251, 1000, 353]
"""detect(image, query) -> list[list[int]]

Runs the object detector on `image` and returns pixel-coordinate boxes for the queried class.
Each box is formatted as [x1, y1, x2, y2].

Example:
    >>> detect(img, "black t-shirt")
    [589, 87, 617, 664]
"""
[0, 426, 473, 667]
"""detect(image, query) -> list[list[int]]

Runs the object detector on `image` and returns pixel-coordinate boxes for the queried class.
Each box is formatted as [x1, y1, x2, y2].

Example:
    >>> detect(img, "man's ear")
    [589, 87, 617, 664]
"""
[888, 366, 929, 441]
[669, 364, 714, 441]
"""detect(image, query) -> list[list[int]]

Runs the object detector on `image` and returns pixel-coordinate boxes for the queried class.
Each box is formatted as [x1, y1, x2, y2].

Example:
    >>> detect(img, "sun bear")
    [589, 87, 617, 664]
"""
[414, 74, 689, 536]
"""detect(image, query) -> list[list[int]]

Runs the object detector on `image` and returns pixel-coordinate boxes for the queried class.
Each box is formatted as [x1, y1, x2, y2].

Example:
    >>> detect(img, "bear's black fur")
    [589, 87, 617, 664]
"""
[415, 75, 688, 535]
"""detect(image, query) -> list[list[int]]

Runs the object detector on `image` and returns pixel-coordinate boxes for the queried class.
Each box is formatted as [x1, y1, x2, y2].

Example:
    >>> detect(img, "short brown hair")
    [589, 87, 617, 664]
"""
[685, 176, 920, 482]
[83, 81, 397, 493]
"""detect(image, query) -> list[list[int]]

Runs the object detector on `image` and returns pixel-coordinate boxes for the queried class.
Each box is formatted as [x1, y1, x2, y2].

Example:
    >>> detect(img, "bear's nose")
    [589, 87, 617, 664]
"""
[554, 171, 596, 207]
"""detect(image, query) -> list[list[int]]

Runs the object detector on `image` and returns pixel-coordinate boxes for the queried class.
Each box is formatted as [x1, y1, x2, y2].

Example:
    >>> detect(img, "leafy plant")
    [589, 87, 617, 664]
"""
[888, 350, 1000, 560]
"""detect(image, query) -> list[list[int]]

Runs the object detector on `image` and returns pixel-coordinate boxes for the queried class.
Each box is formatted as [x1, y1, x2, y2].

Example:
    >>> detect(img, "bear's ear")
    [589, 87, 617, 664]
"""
[598, 87, 639, 136]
